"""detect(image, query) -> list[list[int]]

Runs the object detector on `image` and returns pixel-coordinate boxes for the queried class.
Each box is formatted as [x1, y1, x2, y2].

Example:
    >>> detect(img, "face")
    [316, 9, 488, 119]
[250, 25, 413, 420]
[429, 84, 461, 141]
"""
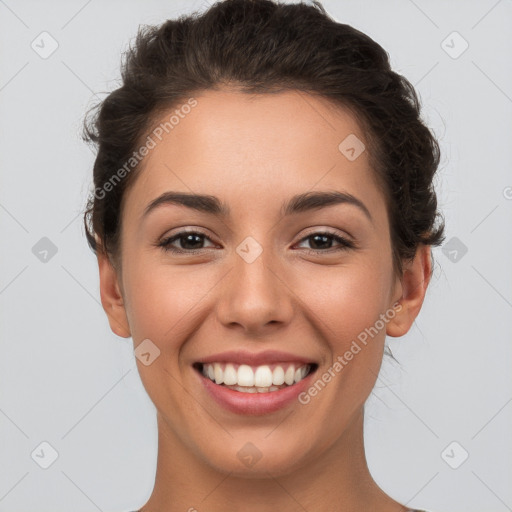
[99, 88, 430, 477]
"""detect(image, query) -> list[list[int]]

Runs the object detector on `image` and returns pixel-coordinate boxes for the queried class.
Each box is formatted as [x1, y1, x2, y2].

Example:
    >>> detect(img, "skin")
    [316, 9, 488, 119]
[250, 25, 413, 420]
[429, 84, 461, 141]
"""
[97, 88, 432, 512]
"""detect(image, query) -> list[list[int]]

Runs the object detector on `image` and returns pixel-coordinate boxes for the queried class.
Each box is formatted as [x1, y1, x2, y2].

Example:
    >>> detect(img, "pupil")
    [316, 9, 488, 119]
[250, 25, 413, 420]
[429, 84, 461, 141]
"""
[311, 234, 331, 249]
[182, 234, 203, 249]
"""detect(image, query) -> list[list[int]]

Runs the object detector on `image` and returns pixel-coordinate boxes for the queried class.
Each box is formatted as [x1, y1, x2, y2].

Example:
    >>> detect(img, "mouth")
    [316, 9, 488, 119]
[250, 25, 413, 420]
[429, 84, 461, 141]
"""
[193, 358, 318, 415]
[193, 361, 318, 393]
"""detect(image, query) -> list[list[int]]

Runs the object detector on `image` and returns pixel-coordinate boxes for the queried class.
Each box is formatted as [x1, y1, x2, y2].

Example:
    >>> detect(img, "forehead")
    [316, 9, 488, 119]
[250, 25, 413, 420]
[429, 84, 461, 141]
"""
[122, 88, 387, 229]
[147, 88, 365, 165]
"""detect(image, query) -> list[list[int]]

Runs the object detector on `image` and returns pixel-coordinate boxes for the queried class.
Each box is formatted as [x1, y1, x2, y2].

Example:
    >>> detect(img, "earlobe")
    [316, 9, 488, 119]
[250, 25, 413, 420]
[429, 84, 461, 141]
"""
[97, 252, 131, 338]
[386, 244, 432, 338]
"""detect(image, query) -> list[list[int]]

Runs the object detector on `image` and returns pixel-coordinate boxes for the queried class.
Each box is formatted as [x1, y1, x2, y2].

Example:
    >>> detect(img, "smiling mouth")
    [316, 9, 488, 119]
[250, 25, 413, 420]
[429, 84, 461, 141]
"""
[193, 362, 318, 393]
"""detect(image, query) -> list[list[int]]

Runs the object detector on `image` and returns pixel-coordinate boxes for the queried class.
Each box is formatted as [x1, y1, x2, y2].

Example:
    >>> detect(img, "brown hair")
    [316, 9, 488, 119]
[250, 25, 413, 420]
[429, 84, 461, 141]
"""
[83, 0, 445, 277]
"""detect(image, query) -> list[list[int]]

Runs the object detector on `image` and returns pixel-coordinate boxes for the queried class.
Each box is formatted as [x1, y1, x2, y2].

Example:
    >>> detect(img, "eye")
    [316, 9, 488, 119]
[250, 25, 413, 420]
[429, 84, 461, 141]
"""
[295, 231, 355, 253]
[157, 229, 355, 255]
[158, 230, 216, 253]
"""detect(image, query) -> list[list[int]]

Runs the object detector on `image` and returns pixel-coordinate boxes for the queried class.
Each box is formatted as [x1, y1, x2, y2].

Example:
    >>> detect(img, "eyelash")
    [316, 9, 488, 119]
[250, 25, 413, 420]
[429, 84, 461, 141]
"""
[157, 229, 356, 255]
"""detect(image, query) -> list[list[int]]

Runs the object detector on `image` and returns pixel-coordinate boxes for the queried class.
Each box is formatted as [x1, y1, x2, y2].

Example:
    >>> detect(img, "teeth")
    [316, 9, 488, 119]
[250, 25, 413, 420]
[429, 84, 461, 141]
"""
[238, 364, 254, 387]
[214, 363, 223, 384]
[294, 366, 309, 383]
[272, 366, 285, 385]
[254, 366, 273, 387]
[201, 362, 312, 391]
[223, 363, 237, 385]
[284, 365, 295, 385]
[223, 384, 284, 393]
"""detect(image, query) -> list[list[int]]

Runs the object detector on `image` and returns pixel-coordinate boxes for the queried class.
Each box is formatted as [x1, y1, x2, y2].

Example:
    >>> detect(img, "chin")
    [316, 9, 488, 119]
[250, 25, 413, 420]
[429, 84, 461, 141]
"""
[194, 433, 313, 478]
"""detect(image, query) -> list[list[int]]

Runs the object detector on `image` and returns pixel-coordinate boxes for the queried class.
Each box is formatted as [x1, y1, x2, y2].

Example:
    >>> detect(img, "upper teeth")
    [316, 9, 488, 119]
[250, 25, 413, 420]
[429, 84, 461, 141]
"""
[202, 363, 311, 387]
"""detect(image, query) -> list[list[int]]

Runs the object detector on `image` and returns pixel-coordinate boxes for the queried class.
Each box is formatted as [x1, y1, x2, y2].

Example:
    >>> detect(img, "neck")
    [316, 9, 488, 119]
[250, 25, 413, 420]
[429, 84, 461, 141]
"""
[139, 409, 408, 512]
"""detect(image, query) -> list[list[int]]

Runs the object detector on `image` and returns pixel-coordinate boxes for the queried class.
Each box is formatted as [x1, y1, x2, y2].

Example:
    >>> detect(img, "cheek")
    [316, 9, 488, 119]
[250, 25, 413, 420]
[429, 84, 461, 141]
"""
[122, 257, 218, 348]
[121, 260, 212, 411]
[299, 259, 392, 348]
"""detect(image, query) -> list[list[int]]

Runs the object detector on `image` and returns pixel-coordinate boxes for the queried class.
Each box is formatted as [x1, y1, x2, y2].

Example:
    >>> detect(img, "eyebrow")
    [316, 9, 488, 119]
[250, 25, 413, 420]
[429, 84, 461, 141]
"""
[142, 190, 373, 223]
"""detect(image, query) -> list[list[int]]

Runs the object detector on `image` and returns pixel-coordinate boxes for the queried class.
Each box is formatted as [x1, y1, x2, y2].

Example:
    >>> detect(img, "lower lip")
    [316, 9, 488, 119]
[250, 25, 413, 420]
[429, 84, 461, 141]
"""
[196, 367, 316, 415]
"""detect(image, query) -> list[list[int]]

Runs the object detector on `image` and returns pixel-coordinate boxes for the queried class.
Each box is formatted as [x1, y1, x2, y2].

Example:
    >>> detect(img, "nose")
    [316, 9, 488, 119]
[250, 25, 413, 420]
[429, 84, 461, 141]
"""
[215, 243, 295, 336]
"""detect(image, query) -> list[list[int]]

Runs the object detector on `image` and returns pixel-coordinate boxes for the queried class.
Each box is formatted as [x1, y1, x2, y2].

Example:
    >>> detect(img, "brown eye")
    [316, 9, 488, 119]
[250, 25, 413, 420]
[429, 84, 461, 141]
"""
[296, 231, 355, 253]
[158, 231, 216, 253]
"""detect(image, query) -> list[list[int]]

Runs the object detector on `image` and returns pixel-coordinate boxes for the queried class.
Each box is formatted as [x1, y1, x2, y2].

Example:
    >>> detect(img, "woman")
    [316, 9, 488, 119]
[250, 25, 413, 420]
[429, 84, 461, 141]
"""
[83, 0, 445, 510]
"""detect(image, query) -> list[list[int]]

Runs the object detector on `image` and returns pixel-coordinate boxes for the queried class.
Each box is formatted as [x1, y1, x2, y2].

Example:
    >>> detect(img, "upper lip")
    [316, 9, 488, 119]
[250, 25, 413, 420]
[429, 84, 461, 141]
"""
[197, 349, 317, 367]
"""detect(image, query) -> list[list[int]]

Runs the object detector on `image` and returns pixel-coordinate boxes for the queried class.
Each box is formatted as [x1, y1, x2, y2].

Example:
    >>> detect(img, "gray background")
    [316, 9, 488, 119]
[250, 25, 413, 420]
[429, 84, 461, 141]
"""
[1, 0, 511, 511]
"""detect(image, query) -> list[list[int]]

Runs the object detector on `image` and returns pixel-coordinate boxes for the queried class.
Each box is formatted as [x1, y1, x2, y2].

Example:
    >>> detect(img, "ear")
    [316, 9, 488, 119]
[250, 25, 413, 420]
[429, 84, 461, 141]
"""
[386, 244, 432, 338]
[97, 252, 131, 338]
